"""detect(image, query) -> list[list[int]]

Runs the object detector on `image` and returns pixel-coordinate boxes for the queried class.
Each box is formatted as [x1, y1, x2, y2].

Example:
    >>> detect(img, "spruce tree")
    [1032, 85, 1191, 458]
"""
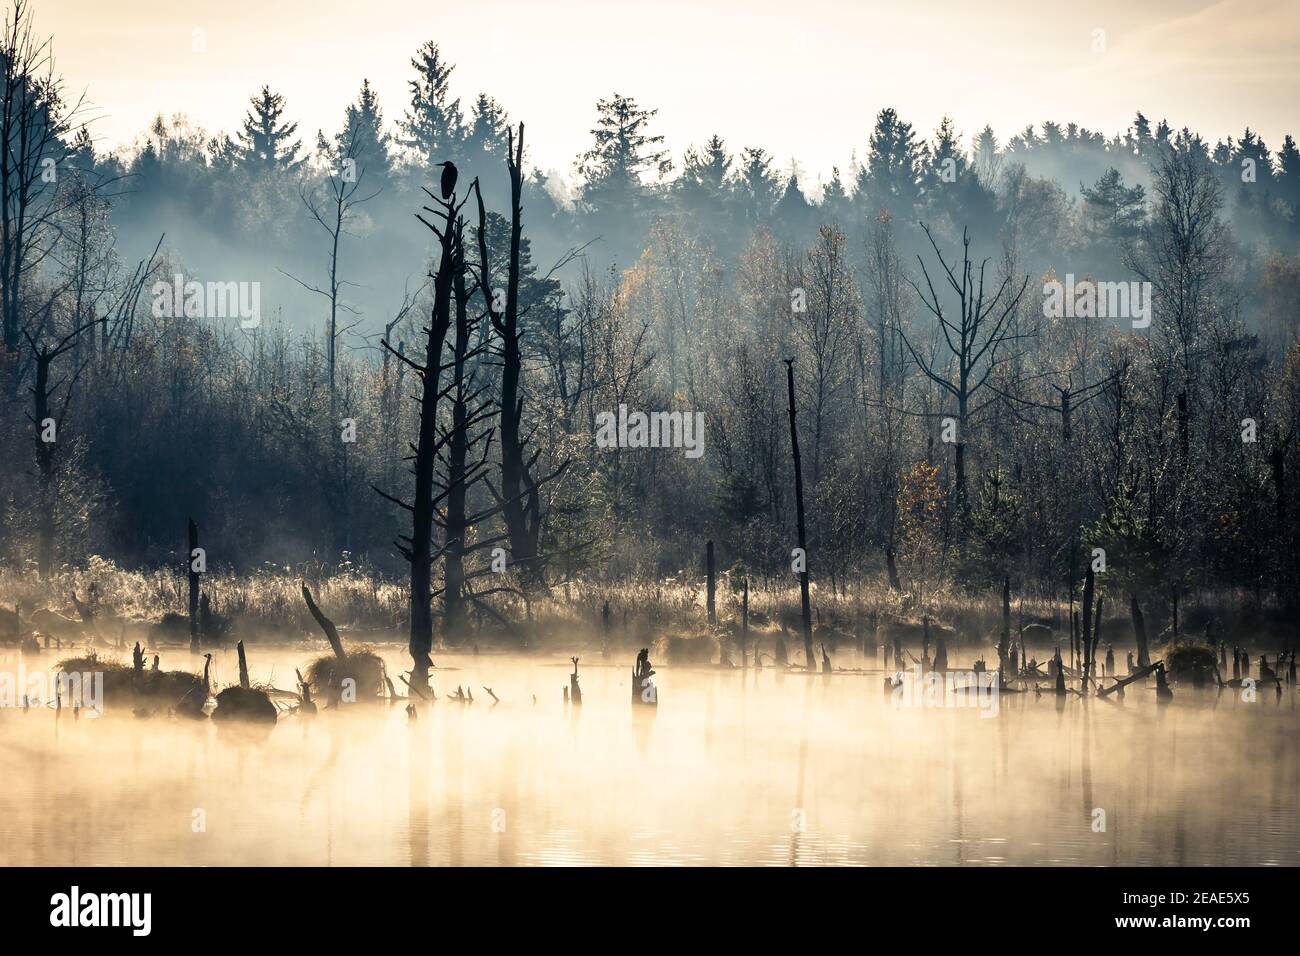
[236, 85, 304, 173]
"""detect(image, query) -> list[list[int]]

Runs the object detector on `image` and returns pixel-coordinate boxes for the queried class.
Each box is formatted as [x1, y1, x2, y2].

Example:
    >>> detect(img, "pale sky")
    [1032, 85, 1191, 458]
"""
[37, 0, 1300, 190]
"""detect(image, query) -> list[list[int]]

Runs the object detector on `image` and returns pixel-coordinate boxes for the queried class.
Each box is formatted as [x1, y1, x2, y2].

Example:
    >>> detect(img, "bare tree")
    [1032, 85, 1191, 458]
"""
[899, 224, 1030, 520]
[1, 0, 85, 386]
[485, 124, 567, 582]
[375, 173, 458, 695]
[285, 123, 381, 411]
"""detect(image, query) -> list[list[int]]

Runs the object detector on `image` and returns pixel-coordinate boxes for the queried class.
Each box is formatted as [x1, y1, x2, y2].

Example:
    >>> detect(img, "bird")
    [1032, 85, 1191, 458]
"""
[436, 161, 458, 200]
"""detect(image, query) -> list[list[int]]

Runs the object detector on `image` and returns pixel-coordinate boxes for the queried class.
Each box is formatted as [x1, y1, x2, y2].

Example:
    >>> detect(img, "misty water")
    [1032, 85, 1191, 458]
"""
[1, 645, 1296, 866]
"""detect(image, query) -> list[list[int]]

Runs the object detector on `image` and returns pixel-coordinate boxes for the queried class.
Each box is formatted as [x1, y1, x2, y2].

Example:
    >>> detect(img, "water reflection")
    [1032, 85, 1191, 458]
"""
[0, 645, 1296, 866]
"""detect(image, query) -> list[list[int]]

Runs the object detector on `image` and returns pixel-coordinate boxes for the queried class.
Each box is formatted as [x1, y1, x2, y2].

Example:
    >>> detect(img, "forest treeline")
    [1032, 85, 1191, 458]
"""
[2, 0, 1299, 641]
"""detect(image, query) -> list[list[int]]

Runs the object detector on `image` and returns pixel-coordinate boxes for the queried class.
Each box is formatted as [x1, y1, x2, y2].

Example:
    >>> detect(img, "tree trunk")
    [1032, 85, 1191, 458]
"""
[885, 544, 902, 591]
[33, 350, 55, 578]
[706, 540, 716, 626]
[406, 199, 456, 694]
[443, 234, 472, 639]
[1080, 563, 1094, 693]
[496, 125, 541, 577]
[999, 575, 1011, 674]
[783, 359, 815, 668]
[1130, 592, 1150, 669]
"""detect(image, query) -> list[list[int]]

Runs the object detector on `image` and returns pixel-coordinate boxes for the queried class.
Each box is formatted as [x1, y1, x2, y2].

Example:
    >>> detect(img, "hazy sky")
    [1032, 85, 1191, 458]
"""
[38, 0, 1300, 190]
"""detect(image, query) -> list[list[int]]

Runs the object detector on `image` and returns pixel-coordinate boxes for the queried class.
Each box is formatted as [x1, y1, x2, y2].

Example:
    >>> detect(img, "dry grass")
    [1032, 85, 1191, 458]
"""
[56, 651, 203, 704]
[3, 555, 1290, 652]
[304, 650, 386, 701]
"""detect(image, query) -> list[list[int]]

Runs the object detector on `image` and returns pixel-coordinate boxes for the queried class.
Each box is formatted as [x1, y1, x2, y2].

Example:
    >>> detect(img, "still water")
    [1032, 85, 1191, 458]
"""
[1, 645, 1297, 866]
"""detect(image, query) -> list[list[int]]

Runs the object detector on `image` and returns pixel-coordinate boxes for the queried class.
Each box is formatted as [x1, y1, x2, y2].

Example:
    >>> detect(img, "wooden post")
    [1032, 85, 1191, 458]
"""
[706, 540, 716, 626]
[187, 517, 200, 653]
[783, 358, 815, 668]
[236, 640, 250, 690]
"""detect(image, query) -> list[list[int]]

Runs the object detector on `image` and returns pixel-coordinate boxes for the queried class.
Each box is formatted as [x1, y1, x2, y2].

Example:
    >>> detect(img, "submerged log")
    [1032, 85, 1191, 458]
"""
[1098, 662, 1157, 698]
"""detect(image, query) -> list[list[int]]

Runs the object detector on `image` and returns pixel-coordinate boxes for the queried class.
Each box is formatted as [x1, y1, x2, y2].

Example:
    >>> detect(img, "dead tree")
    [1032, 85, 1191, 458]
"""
[436, 191, 511, 639]
[898, 225, 1030, 521]
[284, 122, 380, 412]
[783, 358, 815, 667]
[374, 167, 460, 695]
[485, 124, 567, 582]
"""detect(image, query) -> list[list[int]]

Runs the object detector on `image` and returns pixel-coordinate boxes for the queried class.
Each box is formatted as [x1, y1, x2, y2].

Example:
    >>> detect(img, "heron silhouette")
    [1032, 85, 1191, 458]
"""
[436, 161, 458, 200]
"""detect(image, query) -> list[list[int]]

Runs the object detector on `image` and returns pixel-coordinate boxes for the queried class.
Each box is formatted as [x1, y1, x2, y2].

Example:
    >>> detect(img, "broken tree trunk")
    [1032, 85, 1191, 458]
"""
[783, 358, 815, 668]
[301, 582, 346, 660]
[236, 640, 250, 690]
[1130, 593, 1150, 669]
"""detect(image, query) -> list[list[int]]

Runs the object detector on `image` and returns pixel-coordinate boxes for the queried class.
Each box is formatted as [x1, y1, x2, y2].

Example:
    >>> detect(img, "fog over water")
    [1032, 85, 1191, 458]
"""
[3, 645, 1295, 866]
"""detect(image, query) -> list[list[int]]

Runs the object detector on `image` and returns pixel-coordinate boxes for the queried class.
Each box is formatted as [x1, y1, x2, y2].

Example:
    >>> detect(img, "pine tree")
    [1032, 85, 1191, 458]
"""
[236, 85, 304, 173]
[680, 134, 732, 198]
[1230, 128, 1274, 185]
[972, 125, 1001, 187]
[1081, 167, 1145, 244]
[1276, 134, 1300, 210]
[336, 79, 392, 179]
[926, 116, 968, 191]
[400, 41, 465, 168]
[819, 166, 851, 224]
[735, 146, 779, 224]
[466, 93, 510, 162]
[857, 108, 924, 217]
[1129, 111, 1153, 156]
[576, 93, 670, 222]
[773, 170, 814, 237]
